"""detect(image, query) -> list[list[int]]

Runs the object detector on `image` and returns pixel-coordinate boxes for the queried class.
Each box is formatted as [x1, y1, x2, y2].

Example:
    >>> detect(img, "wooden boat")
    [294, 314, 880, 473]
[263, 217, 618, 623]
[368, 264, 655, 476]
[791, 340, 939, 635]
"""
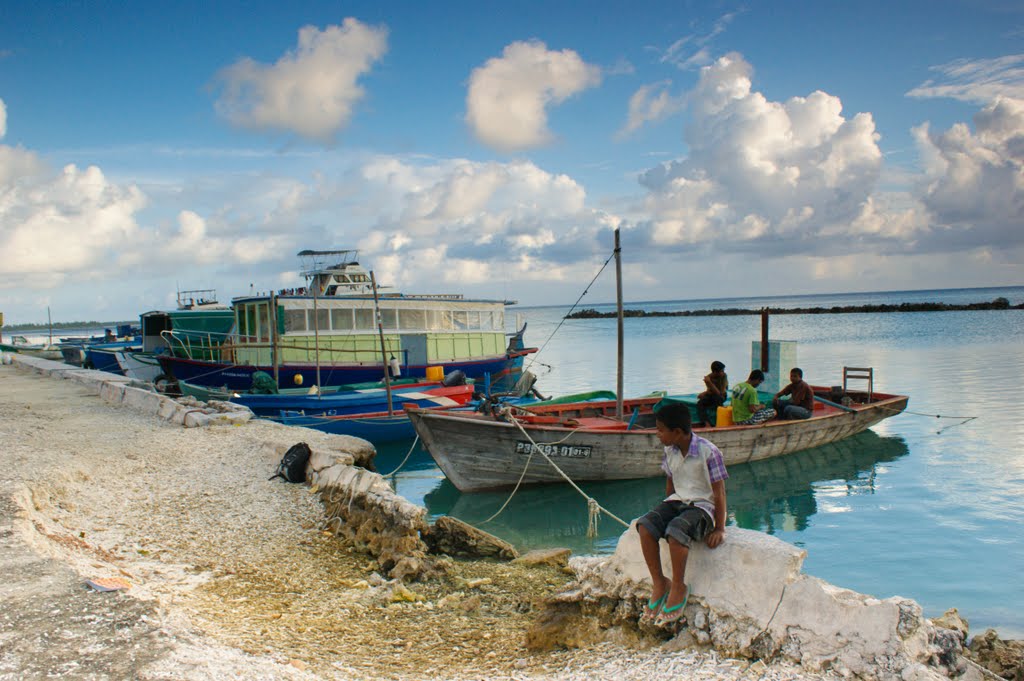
[156, 250, 536, 393]
[405, 386, 909, 492]
[406, 227, 909, 492]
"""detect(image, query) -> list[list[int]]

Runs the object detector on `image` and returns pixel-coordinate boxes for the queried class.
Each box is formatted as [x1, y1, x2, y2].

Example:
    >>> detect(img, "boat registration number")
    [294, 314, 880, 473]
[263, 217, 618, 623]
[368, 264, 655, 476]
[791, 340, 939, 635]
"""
[514, 441, 592, 459]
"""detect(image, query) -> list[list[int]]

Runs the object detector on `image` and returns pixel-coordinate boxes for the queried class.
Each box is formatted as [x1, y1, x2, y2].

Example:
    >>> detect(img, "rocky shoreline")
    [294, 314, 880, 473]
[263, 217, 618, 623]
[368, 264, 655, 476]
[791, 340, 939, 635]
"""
[565, 297, 1022, 319]
[1, 356, 1021, 680]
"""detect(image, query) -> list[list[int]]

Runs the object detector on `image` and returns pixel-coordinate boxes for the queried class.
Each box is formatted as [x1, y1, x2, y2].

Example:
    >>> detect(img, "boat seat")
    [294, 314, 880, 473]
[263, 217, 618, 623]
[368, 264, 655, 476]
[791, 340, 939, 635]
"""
[572, 416, 630, 430]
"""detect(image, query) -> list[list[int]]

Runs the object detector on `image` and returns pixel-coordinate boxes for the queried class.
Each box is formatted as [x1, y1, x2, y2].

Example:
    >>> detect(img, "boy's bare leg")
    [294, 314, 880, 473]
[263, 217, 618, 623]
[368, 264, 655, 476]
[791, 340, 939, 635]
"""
[638, 525, 670, 602]
[665, 537, 690, 609]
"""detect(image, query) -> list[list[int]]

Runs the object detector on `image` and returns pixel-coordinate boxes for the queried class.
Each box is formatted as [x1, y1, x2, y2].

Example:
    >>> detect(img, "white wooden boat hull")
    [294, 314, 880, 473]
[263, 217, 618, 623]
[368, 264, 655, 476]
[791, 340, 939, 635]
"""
[407, 393, 909, 492]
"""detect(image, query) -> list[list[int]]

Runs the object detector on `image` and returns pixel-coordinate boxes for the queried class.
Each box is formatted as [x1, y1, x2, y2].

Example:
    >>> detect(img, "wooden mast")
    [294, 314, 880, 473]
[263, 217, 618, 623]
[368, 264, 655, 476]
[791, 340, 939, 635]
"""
[614, 228, 624, 420]
[371, 271, 394, 416]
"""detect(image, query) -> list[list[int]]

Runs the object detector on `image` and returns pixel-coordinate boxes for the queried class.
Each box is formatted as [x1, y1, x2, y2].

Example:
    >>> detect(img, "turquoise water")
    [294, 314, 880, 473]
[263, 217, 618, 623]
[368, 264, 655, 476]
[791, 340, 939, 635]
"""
[379, 286, 1024, 638]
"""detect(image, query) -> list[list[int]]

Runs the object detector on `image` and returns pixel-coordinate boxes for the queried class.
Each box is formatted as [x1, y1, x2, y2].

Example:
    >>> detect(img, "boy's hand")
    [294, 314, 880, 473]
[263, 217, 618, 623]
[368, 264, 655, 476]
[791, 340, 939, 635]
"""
[705, 528, 725, 548]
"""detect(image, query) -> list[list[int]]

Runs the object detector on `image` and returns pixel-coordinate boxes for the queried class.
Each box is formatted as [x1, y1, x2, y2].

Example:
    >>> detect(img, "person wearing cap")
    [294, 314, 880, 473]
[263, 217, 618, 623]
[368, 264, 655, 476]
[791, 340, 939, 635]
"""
[730, 369, 777, 425]
[695, 360, 728, 427]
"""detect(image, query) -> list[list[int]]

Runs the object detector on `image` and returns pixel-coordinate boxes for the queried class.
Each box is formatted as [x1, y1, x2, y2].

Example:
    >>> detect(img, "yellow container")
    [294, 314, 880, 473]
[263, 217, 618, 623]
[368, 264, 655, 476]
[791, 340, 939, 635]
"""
[425, 365, 445, 382]
[716, 406, 733, 427]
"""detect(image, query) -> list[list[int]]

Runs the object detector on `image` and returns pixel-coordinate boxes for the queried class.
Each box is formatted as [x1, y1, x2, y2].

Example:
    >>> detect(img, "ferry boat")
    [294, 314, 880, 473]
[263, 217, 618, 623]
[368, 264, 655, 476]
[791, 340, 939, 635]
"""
[156, 250, 536, 392]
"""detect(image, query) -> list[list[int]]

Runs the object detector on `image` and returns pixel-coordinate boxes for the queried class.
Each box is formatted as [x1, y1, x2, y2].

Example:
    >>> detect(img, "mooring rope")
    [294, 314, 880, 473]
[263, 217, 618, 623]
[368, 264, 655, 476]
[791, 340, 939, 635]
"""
[524, 247, 616, 376]
[482, 408, 630, 537]
[873, 402, 978, 434]
[382, 435, 421, 479]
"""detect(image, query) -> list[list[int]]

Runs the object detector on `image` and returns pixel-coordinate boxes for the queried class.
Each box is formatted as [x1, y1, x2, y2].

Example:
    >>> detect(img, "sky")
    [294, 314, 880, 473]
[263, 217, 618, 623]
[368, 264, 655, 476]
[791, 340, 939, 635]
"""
[0, 0, 1022, 324]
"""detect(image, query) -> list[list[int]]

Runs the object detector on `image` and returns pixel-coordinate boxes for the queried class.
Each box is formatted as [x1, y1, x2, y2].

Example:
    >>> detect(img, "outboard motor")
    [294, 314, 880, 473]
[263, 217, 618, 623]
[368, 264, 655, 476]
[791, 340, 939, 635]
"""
[442, 370, 467, 387]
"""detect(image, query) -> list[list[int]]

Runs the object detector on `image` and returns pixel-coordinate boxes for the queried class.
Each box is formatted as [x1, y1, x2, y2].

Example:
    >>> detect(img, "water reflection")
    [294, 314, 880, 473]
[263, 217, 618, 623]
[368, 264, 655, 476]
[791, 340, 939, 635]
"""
[411, 429, 909, 556]
[728, 430, 909, 535]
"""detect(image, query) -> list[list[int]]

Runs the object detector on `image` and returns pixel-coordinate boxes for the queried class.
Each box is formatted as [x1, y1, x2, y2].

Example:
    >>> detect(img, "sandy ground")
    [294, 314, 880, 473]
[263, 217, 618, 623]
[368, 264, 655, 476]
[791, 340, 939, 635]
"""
[0, 362, 843, 680]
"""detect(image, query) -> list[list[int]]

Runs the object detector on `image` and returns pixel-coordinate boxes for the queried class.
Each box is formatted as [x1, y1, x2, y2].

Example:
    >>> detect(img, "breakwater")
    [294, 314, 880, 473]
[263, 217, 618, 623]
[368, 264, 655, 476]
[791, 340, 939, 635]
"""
[565, 297, 1021, 319]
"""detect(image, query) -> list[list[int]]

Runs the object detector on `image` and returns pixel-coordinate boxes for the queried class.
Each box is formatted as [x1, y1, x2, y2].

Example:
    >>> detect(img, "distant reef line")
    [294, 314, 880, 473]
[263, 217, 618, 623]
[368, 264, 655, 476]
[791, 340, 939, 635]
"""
[2, 320, 135, 332]
[565, 297, 1023, 319]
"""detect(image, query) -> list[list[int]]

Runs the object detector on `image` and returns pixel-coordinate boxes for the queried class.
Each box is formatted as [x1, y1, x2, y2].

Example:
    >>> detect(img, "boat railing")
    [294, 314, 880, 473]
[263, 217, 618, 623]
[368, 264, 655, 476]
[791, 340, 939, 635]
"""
[161, 329, 235, 361]
[163, 329, 409, 366]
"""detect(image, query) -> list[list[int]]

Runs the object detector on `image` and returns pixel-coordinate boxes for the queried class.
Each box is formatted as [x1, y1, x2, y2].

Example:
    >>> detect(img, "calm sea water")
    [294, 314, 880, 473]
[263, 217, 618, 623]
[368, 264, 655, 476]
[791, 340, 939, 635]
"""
[378, 286, 1024, 638]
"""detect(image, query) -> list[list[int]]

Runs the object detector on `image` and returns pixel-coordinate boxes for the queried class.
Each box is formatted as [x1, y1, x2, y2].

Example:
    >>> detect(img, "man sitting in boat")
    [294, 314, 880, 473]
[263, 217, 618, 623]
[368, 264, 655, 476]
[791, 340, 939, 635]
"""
[730, 369, 777, 425]
[772, 367, 815, 420]
[695, 360, 728, 428]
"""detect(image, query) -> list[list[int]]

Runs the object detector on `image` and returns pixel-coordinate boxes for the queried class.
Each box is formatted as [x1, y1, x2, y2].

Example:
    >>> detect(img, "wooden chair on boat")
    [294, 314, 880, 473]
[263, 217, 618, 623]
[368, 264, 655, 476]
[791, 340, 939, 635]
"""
[843, 366, 874, 402]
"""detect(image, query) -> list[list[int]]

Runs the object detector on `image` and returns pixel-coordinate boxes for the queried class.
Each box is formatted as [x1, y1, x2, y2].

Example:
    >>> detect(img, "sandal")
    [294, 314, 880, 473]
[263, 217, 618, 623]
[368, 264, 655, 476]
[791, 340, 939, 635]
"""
[640, 580, 670, 622]
[654, 585, 689, 627]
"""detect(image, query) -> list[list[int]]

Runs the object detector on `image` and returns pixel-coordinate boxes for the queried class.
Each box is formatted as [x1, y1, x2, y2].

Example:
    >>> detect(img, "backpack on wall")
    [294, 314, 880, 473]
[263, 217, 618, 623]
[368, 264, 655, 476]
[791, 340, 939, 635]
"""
[269, 442, 312, 483]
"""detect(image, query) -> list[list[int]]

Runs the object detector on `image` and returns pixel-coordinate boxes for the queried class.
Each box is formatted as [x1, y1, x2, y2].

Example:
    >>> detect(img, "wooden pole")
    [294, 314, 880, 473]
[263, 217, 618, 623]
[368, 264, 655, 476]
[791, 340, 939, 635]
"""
[760, 308, 769, 372]
[614, 228, 624, 420]
[371, 271, 394, 416]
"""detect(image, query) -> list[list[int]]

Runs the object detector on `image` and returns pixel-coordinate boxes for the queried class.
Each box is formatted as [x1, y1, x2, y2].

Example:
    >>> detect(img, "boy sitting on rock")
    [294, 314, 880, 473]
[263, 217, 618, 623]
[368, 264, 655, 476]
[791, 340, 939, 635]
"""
[636, 403, 728, 627]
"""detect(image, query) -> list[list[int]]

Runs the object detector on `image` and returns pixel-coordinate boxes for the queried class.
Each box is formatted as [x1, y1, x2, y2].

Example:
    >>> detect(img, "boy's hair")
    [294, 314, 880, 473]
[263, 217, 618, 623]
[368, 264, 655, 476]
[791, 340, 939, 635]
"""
[791, 367, 803, 378]
[711, 360, 725, 372]
[748, 369, 765, 381]
[655, 402, 692, 434]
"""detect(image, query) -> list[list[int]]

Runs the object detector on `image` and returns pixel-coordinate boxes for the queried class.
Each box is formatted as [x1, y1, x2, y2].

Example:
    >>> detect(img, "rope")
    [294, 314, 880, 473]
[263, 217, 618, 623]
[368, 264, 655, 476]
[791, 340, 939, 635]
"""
[524, 247, 616, 375]
[482, 409, 630, 533]
[873, 402, 978, 434]
[382, 435, 420, 479]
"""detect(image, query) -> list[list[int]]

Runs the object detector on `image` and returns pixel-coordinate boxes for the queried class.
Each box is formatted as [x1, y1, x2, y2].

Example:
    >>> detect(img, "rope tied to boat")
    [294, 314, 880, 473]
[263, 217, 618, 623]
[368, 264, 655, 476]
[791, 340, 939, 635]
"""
[482, 407, 630, 533]
[382, 435, 420, 480]
[873, 402, 978, 434]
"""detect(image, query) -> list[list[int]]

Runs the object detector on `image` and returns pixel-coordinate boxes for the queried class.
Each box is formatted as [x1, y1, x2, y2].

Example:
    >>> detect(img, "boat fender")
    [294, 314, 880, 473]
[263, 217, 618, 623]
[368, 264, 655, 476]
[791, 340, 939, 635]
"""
[389, 355, 401, 378]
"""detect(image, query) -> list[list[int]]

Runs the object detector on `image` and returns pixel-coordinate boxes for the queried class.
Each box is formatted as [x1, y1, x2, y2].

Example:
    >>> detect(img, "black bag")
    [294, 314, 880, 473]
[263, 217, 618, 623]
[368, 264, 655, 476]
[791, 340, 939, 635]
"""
[269, 442, 312, 482]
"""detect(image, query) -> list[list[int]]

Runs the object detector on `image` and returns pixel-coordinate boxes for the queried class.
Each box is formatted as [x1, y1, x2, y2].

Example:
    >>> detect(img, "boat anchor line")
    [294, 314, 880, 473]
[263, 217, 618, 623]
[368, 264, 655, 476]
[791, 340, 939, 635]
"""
[872, 402, 978, 435]
[382, 435, 421, 480]
[482, 408, 630, 538]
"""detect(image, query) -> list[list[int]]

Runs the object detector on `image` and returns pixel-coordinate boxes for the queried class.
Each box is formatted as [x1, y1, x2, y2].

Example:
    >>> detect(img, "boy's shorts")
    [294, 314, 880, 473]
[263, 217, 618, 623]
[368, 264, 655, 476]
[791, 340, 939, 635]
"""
[637, 500, 713, 547]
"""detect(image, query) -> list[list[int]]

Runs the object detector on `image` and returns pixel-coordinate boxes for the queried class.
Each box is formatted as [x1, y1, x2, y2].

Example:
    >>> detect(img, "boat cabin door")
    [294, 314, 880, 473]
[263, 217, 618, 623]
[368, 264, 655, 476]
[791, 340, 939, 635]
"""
[400, 334, 427, 367]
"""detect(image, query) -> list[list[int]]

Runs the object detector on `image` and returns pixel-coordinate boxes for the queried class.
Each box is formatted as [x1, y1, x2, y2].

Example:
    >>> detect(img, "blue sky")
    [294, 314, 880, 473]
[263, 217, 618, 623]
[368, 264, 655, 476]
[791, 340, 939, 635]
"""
[0, 0, 1022, 324]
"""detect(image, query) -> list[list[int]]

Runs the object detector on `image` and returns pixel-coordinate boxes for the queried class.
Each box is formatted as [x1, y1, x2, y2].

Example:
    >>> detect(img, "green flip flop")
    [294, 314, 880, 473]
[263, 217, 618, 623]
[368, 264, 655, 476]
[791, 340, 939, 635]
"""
[641, 591, 668, 622]
[655, 586, 689, 626]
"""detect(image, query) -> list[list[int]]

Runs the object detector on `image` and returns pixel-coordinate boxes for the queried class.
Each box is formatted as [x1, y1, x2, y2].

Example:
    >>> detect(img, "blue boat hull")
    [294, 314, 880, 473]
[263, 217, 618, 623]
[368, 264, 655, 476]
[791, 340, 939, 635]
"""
[157, 352, 530, 393]
[269, 412, 417, 443]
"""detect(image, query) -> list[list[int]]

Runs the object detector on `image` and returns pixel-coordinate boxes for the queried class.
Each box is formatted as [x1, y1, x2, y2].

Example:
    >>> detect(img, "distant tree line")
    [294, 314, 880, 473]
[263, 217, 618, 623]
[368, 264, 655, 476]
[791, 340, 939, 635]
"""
[566, 297, 1022, 319]
[1, 320, 135, 331]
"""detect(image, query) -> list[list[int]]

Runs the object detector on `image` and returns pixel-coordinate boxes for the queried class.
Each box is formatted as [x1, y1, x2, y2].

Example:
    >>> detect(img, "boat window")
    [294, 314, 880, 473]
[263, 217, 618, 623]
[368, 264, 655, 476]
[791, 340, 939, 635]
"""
[284, 309, 306, 332]
[453, 311, 468, 330]
[325, 285, 338, 295]
[466, 310, 481, 330]
[493, 310, 504, 330]
[400, 309, 425, 330]
[311, 308, 329, 332]
[331, 308, 354, 330]
[354, 308, 374, 330]
[257, 304, 270, 341]
[380, 308, 397, 329]
[244, 306, 257, 342]
[435, 310, 454, 330]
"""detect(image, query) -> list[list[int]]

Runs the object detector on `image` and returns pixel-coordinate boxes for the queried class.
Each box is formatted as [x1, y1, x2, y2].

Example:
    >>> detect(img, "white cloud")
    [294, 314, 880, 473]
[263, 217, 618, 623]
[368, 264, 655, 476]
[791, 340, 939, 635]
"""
[214, 18, 388, 143]
[907, 55, 1024, 103]
[617, 80, 685, 138]
[656, 11, 738, 71]
[0, 98, 6, 139]
[638, 53, 884, 253]
[0, 161, 146, 284]
[913, 96, 1024, 250]
[465, 40, 601, 152]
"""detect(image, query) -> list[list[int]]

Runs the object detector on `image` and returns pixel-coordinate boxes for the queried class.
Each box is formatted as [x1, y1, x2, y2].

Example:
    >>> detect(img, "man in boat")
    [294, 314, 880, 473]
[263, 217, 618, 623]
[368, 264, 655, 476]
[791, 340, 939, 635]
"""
[772, 367, 815, 419]
[729, 369, 777, 425]
[695, 360, 728, 427]
[637, 402, 727, 627]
